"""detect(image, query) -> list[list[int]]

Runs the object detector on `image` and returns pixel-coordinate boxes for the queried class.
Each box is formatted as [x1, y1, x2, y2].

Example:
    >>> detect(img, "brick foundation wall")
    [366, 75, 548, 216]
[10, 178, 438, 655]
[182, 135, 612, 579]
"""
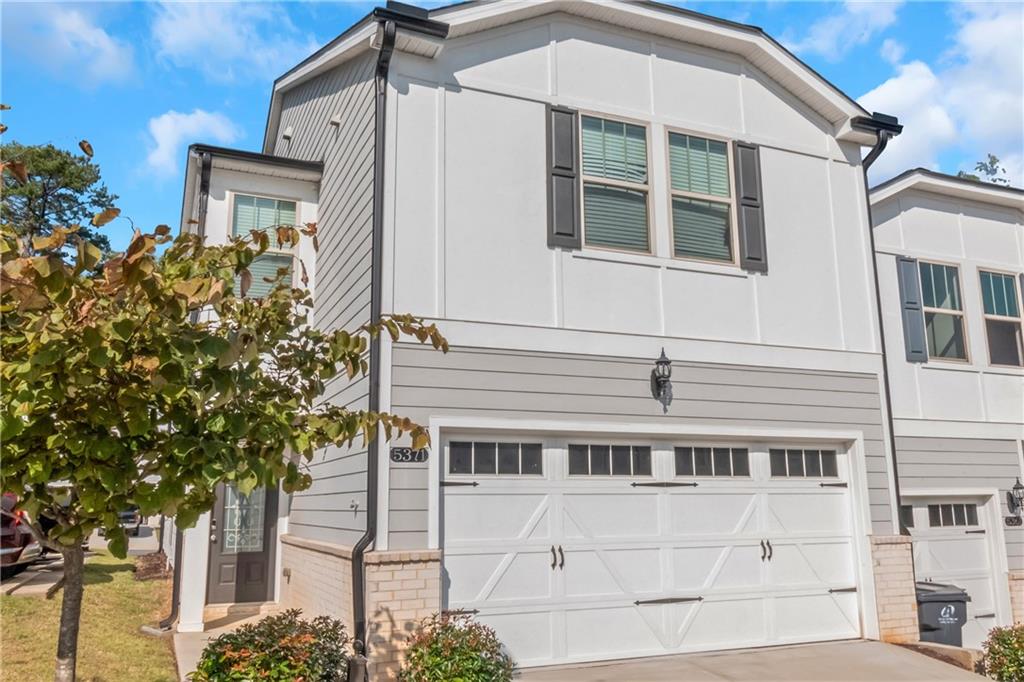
[871, 535, 919, 643]
[365, 549, 442, 680]
[279, 534, 355, 634]
[1008, 571, 1024, 624]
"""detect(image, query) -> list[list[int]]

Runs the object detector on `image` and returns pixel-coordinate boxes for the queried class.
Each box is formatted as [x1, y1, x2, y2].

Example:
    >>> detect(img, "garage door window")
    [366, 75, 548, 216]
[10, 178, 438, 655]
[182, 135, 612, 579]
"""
[449, 441, 543, 476]
[568, 444, 651, 476]
[674, 447, 749, 477]
[769, 449, 838, 478]
[928, 503, 979, 527]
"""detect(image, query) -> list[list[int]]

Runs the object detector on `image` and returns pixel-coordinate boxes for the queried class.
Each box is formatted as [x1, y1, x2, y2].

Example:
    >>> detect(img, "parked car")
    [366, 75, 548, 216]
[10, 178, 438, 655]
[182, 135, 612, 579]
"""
[98, 506, 144, 537]
[1, 493, 41, 578]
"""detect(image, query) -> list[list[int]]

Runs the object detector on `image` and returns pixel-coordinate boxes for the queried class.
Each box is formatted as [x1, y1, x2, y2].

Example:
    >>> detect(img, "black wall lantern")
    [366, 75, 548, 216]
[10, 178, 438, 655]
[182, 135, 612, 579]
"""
[1007, 478, 1024, 525]
[650, 348, 673, 413]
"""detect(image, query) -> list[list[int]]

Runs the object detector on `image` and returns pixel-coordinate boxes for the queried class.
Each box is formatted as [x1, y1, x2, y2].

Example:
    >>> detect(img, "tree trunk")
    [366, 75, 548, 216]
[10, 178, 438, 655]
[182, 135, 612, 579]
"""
[53, 544, 85, 682]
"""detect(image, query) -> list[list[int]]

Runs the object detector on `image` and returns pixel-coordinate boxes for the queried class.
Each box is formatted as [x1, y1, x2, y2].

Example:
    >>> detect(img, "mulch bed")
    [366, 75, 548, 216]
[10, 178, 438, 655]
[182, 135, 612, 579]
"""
[133, 552, 171, 581]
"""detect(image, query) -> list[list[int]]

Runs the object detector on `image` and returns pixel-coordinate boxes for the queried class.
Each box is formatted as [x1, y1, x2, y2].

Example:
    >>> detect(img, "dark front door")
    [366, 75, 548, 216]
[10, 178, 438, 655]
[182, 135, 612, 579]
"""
[207, 484, 278, 604]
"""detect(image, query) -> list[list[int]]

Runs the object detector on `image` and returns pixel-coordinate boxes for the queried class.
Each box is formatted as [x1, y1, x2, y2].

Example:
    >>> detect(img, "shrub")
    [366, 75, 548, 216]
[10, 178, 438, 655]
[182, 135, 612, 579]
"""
[983, 625, 1024, 681]
[400, 613, 514, 682]
[192, 609, 348, 682]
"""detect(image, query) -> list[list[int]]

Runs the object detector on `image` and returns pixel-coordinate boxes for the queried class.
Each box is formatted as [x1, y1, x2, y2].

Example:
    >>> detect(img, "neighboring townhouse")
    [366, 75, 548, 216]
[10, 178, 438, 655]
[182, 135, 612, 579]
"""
[871, 168, 1024, 649]
[169, 0, 925, 675]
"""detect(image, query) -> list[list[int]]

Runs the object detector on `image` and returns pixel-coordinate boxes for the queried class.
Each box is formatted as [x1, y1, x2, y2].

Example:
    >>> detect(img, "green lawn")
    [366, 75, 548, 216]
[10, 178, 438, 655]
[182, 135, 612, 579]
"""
[1, 551, 178, 682]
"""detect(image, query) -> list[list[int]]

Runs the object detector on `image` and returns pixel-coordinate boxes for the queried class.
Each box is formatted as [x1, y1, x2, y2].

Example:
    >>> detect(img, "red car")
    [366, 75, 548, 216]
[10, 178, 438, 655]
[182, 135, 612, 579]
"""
[1, 493, 41, 578]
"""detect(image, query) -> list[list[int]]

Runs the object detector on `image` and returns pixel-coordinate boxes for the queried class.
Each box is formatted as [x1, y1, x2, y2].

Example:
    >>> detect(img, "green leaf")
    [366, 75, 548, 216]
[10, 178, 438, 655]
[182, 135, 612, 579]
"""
[106, 527, 128, 559]
[206, 413, 227, 433]
[111, 319, 134, 340]
[88, 346, 111, 368]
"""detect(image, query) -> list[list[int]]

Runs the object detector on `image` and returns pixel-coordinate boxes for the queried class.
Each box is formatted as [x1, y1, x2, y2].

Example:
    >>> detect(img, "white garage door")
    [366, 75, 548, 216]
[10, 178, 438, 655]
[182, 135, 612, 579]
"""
[441, 438, 862, 668]
[908, 499, 999, 649]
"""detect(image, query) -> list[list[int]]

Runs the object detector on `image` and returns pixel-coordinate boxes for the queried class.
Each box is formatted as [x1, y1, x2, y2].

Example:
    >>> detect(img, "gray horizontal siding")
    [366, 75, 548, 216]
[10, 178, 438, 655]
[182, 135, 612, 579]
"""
[387, 344, 893, 548]
[274, 53, 376, 547]
[897, 435, 1024, 570]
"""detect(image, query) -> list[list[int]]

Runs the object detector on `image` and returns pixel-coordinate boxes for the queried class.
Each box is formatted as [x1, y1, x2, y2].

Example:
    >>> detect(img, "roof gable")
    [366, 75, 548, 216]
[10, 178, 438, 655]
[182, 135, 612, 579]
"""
[264, 0, 882, 151]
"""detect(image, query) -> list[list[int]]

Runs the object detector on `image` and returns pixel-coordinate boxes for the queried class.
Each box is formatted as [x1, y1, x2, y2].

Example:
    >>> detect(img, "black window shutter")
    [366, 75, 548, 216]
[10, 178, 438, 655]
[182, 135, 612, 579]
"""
[896, 256, 928, 363]
[547, 105, 581, 249]
[733, 142, 768, 273]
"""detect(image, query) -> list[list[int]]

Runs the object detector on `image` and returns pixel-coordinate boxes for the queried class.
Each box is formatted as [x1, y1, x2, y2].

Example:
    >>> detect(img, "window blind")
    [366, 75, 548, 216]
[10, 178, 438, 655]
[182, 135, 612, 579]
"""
[232, 194, 297, 249]
[672, 198, 732, 262]
[581, 116, 647, 184]
[668, 132, 730, 197]
[241, 253, 293, 298]
[980, 271, 1019, 317]
[583, 184, 649, 252]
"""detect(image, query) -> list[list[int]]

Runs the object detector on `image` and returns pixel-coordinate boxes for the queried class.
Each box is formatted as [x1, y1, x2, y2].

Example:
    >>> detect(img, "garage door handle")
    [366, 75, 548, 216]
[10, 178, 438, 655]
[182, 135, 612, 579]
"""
[766, 540, 773, 561]
[550, 546, 557, 569]
[558, 545, 565, 570]
[760, 540, 766, 562]
[965, 529, 986, 534]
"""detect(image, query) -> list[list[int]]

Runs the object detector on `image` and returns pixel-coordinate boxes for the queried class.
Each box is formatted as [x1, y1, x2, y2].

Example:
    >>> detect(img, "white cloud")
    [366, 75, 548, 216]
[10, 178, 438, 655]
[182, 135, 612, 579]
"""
[879, 38, 905, 65]
[145, 110, 240, 176]
[2, 4, 134, 86]
[787, 1, 903, 61]
[151, 2, 320, 82]
[858, 3, 1024, 185]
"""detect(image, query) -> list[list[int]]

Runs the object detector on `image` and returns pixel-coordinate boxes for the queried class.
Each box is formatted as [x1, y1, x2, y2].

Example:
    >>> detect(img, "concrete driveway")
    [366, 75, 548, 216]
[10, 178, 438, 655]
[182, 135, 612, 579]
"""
[515, 640, 979, 681]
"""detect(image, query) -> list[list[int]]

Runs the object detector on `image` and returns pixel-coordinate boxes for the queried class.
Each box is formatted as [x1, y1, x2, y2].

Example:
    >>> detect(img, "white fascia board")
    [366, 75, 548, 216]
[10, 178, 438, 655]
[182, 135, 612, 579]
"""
[209, 157, 322, 183]
[870, 171, 1024, 212]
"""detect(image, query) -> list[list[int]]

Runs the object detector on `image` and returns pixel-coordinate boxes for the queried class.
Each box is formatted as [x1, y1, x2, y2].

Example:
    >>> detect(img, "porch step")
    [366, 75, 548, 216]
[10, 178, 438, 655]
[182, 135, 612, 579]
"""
[202, 601, 280, 630]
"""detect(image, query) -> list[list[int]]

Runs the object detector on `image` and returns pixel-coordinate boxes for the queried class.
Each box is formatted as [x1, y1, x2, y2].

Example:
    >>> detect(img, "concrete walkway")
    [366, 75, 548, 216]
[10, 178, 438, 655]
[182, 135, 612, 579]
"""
[516, 640, 979, 681]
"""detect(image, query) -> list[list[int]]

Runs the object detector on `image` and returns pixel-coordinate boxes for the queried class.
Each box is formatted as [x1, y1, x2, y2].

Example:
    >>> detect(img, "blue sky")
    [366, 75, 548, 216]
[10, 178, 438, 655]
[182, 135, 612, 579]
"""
[3, 1, 1021, 252]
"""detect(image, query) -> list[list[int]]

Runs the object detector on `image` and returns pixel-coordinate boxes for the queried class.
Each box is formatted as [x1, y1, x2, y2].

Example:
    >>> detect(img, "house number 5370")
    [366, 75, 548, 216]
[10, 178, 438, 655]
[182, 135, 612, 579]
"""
[390, 447, 429, 463]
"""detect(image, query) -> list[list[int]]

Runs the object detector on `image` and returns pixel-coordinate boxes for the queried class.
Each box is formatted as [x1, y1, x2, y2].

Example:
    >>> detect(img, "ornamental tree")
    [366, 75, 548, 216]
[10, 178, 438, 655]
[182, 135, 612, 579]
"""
[0, 205, 446, 681]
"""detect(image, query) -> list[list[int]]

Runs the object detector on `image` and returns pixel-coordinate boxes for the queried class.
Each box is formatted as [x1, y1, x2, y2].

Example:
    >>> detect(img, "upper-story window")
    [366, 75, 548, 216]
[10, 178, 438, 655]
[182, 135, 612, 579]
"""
[232, 194, 297, 298]
[979, 270, 1023, 367]
[668, 132, 735, 264]
[919, 261, 968, 361]
[580, 115, 651, 253]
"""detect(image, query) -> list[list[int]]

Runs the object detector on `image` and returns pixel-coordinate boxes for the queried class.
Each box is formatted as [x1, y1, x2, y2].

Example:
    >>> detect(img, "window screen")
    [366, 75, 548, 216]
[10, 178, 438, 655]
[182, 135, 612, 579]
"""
[980, 271, 1023, 366]
[580, 116, 650, 252]
[668, 132, 734, 263]
[919, 262, 967, 360]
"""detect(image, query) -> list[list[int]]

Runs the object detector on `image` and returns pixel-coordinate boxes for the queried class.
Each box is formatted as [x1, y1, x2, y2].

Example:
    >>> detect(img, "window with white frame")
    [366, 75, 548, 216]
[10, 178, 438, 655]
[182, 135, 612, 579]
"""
[919, 261, 968, 361]
[232, 193, 297, 298]
[668, 132, 735, 263]
[928, 503, 979, 528]
[580, 116, 650, 253]
[979, 270, 1023, 366]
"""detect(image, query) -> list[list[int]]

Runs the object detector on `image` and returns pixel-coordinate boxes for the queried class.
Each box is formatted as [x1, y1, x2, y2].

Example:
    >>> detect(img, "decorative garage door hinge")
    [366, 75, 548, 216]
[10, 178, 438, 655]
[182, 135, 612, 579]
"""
[828, 587, 857, 593]
[634, 596, 704, 605]
[441, 481, 479, 487]
[442, 608, 480, 615]
[819, 482, 848, 488]
[630, 481, 699, 488]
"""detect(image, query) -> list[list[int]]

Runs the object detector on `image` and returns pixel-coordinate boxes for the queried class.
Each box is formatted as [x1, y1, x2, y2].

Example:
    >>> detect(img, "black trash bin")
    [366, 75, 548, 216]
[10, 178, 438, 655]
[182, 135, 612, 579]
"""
[916, 581, 971, 646]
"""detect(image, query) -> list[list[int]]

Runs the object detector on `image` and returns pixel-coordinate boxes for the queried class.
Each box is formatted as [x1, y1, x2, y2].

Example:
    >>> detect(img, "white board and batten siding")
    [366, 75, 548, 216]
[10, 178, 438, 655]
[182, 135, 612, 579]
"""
[271, 53, 377, 545]
[873, 187, 1024, 426]
[385, 15, 880, 355]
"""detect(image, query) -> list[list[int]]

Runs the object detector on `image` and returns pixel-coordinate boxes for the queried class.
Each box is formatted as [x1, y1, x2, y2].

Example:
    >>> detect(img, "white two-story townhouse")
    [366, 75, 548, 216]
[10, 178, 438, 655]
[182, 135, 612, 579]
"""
[871, 168, 1024, 649]
[168, 0, 925, 676]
